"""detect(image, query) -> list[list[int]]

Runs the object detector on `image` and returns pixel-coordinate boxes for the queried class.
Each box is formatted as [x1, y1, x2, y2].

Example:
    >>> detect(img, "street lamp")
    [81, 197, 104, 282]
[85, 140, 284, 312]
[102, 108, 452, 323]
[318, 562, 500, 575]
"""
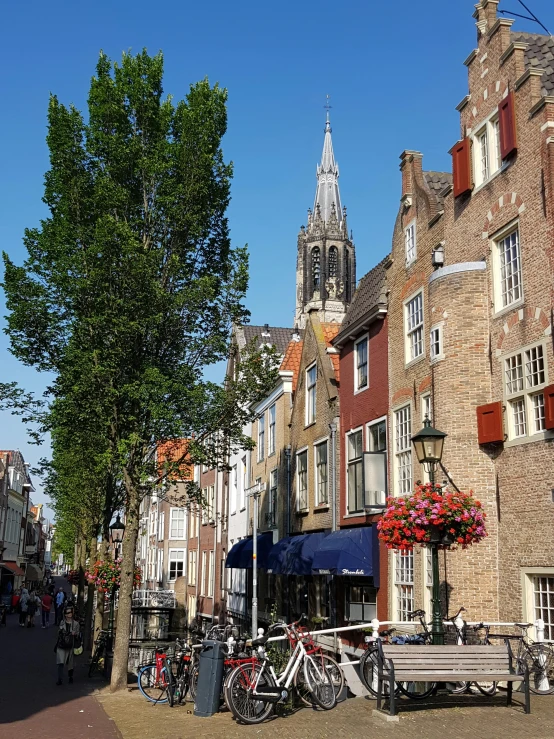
[106, 514, 126, 674]
[411, 416, 447, 645]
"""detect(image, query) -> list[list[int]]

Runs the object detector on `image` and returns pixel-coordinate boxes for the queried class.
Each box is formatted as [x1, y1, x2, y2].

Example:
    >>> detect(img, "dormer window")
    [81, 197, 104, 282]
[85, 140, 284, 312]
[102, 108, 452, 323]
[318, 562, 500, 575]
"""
[472, 112, 501, 188]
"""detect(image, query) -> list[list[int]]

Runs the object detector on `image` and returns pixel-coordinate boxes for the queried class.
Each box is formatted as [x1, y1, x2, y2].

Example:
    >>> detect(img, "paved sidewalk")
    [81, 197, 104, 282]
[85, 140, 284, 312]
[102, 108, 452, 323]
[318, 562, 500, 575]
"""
[0, 579, 119, 739]
[97, 682, 554, 739]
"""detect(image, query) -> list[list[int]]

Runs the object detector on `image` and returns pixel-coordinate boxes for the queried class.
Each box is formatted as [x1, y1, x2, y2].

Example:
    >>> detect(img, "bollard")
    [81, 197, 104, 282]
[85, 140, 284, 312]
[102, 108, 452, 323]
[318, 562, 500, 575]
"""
[193, 640, 226, 717]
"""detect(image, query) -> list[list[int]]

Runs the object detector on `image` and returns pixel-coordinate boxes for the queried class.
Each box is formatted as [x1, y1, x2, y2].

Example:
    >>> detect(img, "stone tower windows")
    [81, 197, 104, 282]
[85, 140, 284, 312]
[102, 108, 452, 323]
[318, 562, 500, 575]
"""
[328, 246, 338, 278]
[312, 247, 321, 293]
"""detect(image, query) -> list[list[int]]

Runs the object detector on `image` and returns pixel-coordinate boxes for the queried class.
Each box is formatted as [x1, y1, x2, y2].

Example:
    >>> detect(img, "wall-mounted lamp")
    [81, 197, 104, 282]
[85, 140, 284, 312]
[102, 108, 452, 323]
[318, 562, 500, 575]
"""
[432, 242, 445, 270]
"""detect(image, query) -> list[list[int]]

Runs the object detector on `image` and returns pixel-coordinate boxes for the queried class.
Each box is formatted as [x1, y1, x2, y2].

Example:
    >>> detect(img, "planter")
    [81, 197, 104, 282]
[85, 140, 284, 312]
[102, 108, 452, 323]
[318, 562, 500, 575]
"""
[428, 524, 455, 547]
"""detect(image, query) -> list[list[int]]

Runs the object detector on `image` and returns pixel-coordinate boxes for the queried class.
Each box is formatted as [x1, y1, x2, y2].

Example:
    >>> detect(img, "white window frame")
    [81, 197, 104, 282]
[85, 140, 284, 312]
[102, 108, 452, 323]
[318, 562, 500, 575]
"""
[158, 511, 165, 541]
[346, 427, 364, 514]
[422, 549, 433, 622]
[231, 464, 238, 514]
[394, 550, 414, 621]
[268, 403, 276, 455]
[200, 551, 207, 595]
[522, 569, 554, 642]
[421, 393, 432, 424]
[306, 363, 317, 425]
[405, 220, 417, 266]
[492, 221, 523, 314]
[471, 110, 502, 189]
[208, 550, 215, 598]
[188, 549, 197, 586]
[345, 583, 377, 623]
[157, 548, 164, 584]
[268, 468, 278, 526]
[503, 341, 549, 441]
[169, 508, 185, 540]
[429, 322, 444, 363]
[394, 404, 412, 497]
[296, 447, 309, 511]
[240, 456, 247, 511]
[404, 290, 424, 364]
[202, 487, 209, 525]
[354, 334, 369, 393]
[257, 414, 265, 462]
[367, 416, 387, 452]
[314, 438, 329, 506]
[168, 548, 185, 582]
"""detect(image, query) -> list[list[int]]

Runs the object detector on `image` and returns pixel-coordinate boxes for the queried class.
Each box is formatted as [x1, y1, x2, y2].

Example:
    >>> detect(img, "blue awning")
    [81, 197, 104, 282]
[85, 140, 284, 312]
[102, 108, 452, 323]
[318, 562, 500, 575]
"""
[280, 532, 328, 576]
[266, 536, 293, 574]
[311, 527, 380, 585]
[225, 533, 274, 569]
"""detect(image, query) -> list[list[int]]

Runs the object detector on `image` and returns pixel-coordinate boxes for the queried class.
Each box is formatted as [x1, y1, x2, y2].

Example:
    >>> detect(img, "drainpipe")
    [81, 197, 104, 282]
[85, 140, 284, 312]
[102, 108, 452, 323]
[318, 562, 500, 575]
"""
[211, 469, 218, 624]
[329, 422, 337, 532]
[284, 445, 291, 623]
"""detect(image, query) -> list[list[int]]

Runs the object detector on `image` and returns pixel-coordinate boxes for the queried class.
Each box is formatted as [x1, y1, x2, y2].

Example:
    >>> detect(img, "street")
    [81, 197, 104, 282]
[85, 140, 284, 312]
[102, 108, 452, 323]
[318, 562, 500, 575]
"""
[0, 583, 118, 739]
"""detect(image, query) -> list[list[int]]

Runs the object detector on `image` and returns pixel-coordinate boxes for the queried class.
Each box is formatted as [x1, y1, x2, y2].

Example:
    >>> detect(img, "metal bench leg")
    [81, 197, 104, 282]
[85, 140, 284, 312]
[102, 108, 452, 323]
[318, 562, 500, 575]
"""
[507, 681, 513, 706]
[389, 678, 396, 716]
[376, 676, 382, 711]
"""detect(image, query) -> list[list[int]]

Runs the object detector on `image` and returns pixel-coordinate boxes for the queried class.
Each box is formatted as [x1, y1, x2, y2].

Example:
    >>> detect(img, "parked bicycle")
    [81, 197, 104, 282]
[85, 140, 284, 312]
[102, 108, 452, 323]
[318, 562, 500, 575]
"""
[445, 608, 497, 696]
[88, 629, 109, 678]
[225, 615, 337, 725]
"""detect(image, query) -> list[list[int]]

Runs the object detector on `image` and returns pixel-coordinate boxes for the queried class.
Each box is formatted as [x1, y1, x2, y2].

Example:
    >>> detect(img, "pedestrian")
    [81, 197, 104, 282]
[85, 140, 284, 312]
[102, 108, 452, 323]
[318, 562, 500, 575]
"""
[27, 591, 39, 627]
[55, 605, 81, 685]
[19, 588, 29, 627]
[11, 588, 20, 615]
[41, 590, 53, 628]
[55, 587, 66, 625]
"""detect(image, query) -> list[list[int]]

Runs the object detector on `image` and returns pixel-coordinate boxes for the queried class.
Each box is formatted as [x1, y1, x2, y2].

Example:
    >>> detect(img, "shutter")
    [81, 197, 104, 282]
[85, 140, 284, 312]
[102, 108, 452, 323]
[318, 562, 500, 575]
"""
[452, 138, 472, 197]
[498, 92, 517, 159]
[476, 401, 504, 444]
[544, 384, 554, 430]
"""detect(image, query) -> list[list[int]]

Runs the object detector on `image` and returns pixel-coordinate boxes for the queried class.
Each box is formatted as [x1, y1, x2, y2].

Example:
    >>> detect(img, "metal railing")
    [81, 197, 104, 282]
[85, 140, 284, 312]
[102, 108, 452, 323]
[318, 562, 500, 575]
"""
[131, 590, 176, 609]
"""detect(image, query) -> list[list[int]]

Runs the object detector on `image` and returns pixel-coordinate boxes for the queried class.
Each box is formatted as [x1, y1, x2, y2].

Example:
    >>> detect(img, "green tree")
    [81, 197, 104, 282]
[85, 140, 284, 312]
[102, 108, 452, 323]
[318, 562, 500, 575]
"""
[2, 50, 279, 690]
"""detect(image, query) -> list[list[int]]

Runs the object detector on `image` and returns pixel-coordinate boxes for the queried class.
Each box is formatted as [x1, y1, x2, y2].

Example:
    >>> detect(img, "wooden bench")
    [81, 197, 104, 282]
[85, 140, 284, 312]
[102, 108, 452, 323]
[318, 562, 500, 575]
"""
[376, 642, 530, 716]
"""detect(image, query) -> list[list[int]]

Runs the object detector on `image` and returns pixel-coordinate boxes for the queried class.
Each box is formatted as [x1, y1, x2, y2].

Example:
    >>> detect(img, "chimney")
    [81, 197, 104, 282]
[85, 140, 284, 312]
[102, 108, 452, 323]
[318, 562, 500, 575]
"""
[474, 1, 499, 39]
[399, 150, 423, 209]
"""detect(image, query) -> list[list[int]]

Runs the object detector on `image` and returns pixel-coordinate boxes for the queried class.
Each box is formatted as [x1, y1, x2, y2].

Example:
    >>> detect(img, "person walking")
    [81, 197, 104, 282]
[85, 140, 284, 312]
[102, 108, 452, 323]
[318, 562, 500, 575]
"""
[55, 605, 81, 685]
[27, 591, 40, 627]
[19, 588, 29, 627]
[55, 588, 66, 625]
[41, 591, 53, 628]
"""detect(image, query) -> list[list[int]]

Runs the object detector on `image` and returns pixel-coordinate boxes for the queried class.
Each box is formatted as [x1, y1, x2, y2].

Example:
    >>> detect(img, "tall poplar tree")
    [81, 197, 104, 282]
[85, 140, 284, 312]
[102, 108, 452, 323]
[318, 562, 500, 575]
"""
[2, 51, 279, 690]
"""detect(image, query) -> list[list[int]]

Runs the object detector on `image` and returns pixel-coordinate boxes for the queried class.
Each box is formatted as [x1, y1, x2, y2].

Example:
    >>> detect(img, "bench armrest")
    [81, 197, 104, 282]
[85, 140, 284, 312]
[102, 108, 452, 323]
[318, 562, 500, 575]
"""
[376, 638, 394, 678]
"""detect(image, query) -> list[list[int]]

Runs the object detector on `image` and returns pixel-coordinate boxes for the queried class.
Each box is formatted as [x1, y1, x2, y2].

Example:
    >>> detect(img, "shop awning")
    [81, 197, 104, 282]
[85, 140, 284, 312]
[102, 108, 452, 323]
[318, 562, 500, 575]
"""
[266, 537, 293, 574]
[0, 561, 26, 577]
[279, 532, 328, 576]
[311, 527, 380, 585]
[225, 534, 274, 569]
[25, 564, 44, 582]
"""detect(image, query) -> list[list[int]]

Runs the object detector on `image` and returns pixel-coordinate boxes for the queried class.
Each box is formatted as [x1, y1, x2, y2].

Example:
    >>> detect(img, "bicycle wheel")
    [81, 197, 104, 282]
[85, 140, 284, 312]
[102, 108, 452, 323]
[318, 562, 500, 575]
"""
[321, 655, 345, 700]
[449, 681, 470, 694]
[189, 664, 199, 701]
[397, 679, 436, 699]
[165, 658, 176, 707]
[137, 664, 170, 704]
[359, 647, 380, 697]
[226, 662, 276, 725]
[526, 644, 554, 695]
[88, 643, 104, 678]
[474, 681, 497, 696]
[303, 655, 337, 710]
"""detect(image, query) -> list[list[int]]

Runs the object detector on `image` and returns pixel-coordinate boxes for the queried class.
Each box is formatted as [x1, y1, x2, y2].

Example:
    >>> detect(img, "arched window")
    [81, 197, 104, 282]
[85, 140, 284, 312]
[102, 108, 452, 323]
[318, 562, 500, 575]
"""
[328, 246, 338, 278]
[344, 249, 350, 300]
[312, 247, 321, 291]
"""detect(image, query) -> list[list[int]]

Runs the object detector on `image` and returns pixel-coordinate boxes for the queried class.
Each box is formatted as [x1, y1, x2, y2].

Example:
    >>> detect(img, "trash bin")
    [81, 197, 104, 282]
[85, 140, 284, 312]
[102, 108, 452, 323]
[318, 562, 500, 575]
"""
[193, 639, 226, 717]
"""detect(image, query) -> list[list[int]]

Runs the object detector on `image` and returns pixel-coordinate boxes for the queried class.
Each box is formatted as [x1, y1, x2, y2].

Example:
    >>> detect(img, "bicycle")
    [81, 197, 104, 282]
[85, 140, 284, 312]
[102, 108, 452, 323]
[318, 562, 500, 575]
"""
[484, 622, 554, 695]
[137, 646, 173, 704]
[445, 609, 497, 696]
[88, 629, 109, 678]
[225, 616, 337, 725]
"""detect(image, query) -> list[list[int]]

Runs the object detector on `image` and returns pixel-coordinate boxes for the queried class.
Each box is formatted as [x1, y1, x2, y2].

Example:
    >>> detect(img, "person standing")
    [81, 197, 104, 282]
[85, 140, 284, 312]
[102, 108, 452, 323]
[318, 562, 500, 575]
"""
[55, 588, 66, 625]
[41, 591, 53, 628]
[19, 588, 29, 627]
[27, 591, 40, 627]
[55, 605, 80, 685]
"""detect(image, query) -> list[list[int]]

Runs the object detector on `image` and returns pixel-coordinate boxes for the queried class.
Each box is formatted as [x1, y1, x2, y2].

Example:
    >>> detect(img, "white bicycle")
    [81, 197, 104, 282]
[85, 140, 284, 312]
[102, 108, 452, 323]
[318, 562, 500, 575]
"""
[225, 615, 337, 724]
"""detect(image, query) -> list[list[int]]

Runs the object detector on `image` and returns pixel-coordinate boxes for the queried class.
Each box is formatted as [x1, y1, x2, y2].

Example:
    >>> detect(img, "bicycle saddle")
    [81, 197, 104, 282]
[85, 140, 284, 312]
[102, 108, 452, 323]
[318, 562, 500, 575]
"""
[379, 629, 394, 637]
[252, 634, 269, 647]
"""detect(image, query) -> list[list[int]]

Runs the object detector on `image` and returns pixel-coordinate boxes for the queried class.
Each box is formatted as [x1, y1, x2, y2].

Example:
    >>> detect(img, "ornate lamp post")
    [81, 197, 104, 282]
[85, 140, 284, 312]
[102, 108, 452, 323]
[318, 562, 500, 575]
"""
[106, 514, 126, 669]
[411, 417, 447, 645]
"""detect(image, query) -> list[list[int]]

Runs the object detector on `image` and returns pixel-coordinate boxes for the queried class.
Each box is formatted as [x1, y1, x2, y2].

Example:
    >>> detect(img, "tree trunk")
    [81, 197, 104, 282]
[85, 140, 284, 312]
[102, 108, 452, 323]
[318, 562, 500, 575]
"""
[84, 534, 98, 651]
[77, 537, 87, 615]
[94, 538, 109, 642]
[110, 482, 140, 691]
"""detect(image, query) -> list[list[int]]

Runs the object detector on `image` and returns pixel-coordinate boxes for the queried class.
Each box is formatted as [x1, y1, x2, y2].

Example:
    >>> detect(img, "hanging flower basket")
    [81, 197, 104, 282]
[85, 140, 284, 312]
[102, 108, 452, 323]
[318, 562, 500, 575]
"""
[377, 483, 487, 551]
[85, 558, 142, 592]
[66, 569, 81, 585]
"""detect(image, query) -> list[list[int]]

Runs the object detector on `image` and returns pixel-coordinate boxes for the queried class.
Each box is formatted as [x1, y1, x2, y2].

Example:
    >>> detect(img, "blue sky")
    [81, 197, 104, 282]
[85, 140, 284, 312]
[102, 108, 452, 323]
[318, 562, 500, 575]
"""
[0, 0, 551, 515]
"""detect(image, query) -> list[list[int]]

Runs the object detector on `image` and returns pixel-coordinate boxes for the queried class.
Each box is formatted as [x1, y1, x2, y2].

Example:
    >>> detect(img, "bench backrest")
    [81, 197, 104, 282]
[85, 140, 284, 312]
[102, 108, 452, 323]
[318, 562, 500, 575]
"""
[381, 644, 511, 673]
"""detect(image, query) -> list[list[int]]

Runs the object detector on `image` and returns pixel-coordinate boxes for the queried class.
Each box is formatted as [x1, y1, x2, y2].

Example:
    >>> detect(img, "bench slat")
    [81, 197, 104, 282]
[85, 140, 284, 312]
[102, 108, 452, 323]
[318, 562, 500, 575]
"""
[382, 646, 506, 653]
[388, 672, 521, 681]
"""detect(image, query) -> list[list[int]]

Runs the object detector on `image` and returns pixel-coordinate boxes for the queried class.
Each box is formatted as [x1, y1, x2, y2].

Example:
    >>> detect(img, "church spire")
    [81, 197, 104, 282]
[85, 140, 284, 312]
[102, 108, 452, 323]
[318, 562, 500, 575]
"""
[314, 97, 342, 226]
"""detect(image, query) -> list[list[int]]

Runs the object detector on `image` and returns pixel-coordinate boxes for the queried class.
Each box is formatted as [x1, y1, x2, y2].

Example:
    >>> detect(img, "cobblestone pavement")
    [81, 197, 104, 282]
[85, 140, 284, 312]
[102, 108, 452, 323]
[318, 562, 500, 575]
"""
[97, 684, 554, 739]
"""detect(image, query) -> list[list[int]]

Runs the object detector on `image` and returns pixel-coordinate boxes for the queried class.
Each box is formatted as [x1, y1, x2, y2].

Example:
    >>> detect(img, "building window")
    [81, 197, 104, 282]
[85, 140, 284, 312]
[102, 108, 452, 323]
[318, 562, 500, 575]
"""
[533, 576, 554, 640]
[231, 464, 238, 514]
[312, 247, 321, 291]
[306, 364, 317, 425]
[354, 336, 368, 391]
[505, 343, 548, 439]
[188, 550, 197, 586]
[268, 404, 276, 455]
[157, 548, 164, 584]
[168, 549, 185, 581]
[423, 549, 433, 621]
[472, 114, 501, 187]
[169, 508, 185, 539]
[345, 584, 377, 622]
[405, 221, 416, 265]
[395, 550, 414, 621]
[158, 511, 165, 540]
[368, 418, 387, 452]
[297, 450, 308, 511]
[200, 551, 207, 595]
[202, 487, 209, 525]
[405, 292, 424, 362]
[268, 469, 278, 527]
[496, 226, 522, 310]
[347, 429, 363, 513]
[208, 551, 215, 598]
[394, 405, 412, 496]
[315, 441, 328, 505]
[257, 414, 265, 461]
[328, 246, 338, 278]
[430, 324, 443, 361]
[241, 456, 247, 510]
[421, 393, 432, 423]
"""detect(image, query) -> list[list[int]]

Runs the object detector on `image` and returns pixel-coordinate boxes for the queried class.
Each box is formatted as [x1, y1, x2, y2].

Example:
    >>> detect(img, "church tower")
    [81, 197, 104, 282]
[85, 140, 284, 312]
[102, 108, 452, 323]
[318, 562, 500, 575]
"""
[295, 111, 356, 329]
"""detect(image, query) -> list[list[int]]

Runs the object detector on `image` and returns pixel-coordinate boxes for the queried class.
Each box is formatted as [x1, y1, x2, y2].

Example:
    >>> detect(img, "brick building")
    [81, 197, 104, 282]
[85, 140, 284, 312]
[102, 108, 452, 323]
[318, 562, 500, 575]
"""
[386, 1, 554, 633]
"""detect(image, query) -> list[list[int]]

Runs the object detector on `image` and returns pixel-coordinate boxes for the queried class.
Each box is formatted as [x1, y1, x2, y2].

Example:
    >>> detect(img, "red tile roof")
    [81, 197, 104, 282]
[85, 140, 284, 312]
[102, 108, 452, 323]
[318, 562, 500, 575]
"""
[157, 439, 193, 481]
[321, 323, 341, 382]
[280, 340, 303, 391]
